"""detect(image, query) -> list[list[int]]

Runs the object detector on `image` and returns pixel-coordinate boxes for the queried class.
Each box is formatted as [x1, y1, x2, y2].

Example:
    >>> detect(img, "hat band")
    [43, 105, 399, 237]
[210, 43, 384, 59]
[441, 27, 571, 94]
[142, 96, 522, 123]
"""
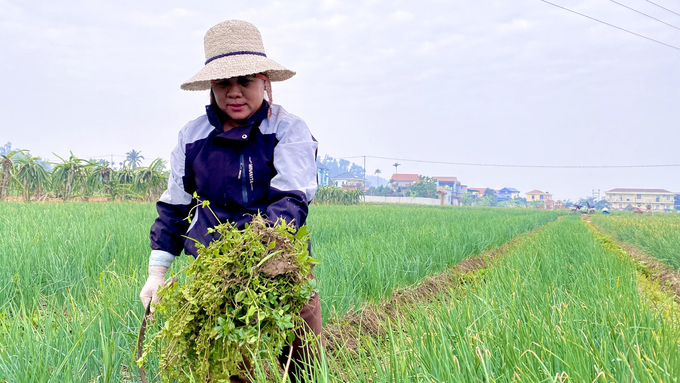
[205, 51, 267, 65]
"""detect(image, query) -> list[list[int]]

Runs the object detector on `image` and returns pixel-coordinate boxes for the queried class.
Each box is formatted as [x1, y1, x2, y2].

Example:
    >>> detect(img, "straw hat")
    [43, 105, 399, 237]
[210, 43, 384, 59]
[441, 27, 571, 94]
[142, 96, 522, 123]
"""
[181, 20, 295, 91]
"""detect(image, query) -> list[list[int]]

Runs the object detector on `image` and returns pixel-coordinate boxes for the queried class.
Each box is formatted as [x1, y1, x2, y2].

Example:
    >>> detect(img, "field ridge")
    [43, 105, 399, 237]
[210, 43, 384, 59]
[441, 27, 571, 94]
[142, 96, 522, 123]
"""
[323, 217, 558, 352]
[321, 216, 680, 382]
[585, 217, 680, 311]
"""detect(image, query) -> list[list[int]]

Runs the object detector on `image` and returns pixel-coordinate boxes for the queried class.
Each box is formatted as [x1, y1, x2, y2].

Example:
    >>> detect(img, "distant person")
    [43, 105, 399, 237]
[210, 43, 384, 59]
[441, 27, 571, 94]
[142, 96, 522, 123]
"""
[139, 20, 321, 382]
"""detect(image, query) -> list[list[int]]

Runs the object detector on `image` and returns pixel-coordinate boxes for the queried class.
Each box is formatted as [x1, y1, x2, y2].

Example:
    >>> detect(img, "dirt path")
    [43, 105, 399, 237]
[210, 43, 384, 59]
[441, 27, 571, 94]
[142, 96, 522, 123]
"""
[322, 218, 558, 352]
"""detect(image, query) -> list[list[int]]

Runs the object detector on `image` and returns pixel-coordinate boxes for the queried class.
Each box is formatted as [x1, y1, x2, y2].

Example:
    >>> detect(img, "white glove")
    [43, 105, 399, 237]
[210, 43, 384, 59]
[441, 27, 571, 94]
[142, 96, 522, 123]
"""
[140, 265, 169, 311]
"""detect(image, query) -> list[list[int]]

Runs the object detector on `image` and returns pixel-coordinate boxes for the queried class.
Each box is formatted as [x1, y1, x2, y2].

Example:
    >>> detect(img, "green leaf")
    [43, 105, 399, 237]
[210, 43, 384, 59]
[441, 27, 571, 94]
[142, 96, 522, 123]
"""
[295, 225, 307, 240]
[235, 291, 245, 303]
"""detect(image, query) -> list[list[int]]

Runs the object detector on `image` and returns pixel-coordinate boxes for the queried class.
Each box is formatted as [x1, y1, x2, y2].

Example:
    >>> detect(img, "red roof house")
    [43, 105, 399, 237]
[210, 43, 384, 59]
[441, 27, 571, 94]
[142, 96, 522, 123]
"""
[467, 187, 487, 196]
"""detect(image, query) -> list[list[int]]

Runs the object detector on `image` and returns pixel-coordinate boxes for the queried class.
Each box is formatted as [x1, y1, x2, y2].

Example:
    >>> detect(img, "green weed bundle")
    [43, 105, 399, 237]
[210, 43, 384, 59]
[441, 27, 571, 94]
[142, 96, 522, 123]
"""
[138, 215, 319, 382]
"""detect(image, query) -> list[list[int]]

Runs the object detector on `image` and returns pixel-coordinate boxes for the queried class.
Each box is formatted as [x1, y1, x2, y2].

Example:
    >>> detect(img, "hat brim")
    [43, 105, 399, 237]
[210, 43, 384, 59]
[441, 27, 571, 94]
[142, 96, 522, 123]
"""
[181, 55, 295, 91]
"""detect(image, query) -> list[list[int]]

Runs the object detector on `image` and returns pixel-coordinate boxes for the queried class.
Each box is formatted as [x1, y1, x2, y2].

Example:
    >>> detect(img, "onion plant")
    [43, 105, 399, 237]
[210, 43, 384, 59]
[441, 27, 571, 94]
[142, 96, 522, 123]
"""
[592, 213, 680, 270]
[0, 202, 555, 382]
[327, 216, 680, 382]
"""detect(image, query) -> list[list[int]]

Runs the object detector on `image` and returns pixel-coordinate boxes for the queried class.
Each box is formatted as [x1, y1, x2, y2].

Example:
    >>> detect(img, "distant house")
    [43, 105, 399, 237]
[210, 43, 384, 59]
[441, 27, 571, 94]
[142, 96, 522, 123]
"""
[526, 190, 553, 207]
[432, 176, 459, 190]
[605, 188, 675, 211]
[316, 160, 331, 187]
[332, 172, 365, 190]
[467, 188, 487, 198]
[390, 174, 420, 189]
[496, 187, 520, 201]
[433, 176, 464, 205]
[459, 184, 468, 196]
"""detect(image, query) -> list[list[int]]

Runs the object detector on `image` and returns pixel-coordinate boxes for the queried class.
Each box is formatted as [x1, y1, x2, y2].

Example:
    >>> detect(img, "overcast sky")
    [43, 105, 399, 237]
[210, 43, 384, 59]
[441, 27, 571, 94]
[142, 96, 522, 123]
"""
[1, 0, 679, 200]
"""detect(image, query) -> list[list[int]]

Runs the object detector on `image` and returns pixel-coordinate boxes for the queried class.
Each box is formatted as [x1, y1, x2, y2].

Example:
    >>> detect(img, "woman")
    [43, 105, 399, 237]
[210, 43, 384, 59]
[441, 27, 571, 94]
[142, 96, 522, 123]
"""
[139, 20, 321, 382]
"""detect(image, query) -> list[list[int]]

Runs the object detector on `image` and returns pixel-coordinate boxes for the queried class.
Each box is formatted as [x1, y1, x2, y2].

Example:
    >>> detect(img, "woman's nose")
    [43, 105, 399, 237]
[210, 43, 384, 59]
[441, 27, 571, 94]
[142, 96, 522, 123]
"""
[227, 84, 243, 98]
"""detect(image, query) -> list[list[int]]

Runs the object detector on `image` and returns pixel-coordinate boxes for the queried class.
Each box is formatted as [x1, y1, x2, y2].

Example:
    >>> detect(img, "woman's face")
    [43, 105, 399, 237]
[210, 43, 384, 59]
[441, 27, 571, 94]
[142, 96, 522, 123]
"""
[211, 75, 265, 122]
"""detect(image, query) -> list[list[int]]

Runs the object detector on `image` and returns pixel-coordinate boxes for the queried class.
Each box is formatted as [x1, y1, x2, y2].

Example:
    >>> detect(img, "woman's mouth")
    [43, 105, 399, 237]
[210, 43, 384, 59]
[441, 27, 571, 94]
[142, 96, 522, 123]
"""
[228, 104, 245, 112]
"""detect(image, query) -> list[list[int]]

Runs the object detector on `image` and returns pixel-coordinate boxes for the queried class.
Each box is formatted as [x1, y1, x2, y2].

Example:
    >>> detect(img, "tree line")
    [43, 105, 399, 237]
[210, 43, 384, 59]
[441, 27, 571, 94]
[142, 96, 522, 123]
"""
[0, 144, 167, 202]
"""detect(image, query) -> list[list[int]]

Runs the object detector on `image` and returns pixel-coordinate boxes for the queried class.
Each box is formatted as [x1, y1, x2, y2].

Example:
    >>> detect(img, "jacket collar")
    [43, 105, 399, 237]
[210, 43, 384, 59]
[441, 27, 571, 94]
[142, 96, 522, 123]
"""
[206, 101, 269, 141]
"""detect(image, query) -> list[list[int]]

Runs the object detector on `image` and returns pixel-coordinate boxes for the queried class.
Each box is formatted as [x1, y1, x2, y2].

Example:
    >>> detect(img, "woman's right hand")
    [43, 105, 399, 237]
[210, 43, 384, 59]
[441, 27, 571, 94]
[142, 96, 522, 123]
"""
[140, 265, 170, 311]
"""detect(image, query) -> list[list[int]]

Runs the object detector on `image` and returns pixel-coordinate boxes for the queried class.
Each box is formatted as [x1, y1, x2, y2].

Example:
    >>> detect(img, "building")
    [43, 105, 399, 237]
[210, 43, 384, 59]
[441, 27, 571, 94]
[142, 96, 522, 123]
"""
[496, 187, 520, 201]
[605, 188, 675, 211]
[390, 174, 419, 189]
[467, 188, 488, 198]
[436, 186, 462, 205]
[526, 190, 553, 205]
[331, 172, 365, 190]
[432, 176, 459, 191]
[433, 176, 464, 205]
[316, 160, 331, 187]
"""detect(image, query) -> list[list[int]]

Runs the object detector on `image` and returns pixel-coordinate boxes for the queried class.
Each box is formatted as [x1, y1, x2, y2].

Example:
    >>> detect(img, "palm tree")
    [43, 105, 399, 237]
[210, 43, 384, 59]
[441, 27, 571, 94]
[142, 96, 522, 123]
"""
[393, 163, 401, 174]
[15, 155, 49, 201]
[0, 150, 25, 200]
[373, 169, 381, 187]
[125, 149, 145, 169]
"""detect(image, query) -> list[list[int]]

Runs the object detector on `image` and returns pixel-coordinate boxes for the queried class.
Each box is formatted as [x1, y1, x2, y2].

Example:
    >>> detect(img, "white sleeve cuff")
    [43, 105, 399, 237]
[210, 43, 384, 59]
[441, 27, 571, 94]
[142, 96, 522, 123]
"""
[149, 250, 176, 268]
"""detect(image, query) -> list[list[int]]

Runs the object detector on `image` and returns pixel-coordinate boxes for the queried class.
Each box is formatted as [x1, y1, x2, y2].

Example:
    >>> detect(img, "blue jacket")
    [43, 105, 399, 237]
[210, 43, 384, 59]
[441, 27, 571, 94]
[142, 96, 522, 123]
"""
[149, 102, 318, 258]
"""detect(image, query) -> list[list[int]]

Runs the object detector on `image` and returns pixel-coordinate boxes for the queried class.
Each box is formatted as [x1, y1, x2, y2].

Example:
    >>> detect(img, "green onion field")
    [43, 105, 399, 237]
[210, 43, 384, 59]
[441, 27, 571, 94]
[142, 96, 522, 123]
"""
[1, 203, 679, 382]
[592, 213, 680, 270]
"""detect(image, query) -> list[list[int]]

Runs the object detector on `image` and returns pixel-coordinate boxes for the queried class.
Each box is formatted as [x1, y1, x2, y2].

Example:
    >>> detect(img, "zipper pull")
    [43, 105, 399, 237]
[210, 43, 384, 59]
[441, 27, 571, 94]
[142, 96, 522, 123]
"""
[238, 163, 243, 180]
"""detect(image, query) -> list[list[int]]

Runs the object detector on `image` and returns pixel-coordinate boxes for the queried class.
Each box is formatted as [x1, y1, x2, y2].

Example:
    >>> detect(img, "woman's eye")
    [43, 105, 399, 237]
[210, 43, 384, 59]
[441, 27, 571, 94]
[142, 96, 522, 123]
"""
[238, 78, 252, 86]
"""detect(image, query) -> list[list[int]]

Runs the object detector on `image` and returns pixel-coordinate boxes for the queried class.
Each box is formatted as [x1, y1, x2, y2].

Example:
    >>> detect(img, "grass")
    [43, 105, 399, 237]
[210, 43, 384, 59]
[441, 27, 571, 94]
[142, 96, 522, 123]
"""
[311, 205, 558, 321]
[0, 201, 653, 382]
[591, 213, 680, 270]
[0, 202, 154, 382]
[327, 216, 680, 382]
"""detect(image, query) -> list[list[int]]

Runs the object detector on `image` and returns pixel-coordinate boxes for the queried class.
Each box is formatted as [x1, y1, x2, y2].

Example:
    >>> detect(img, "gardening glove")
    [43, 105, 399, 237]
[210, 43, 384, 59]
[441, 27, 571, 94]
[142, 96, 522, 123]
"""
[139, 250, 176, 311]
[140, 265, 169, 312]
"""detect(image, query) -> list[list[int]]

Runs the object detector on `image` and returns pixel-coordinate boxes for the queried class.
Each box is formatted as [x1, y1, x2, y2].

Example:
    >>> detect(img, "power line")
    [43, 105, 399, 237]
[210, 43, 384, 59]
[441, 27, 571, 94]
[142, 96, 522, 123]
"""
[540, 0, 680, 51]
[611, 0, 680, 31]
[646, 0, 680, 18]
[336, 155, 680, 169]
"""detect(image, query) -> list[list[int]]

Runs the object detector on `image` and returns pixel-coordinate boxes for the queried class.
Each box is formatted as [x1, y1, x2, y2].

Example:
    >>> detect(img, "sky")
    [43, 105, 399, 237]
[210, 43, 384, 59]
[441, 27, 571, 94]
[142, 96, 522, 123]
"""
[1, 0, 679, 201]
